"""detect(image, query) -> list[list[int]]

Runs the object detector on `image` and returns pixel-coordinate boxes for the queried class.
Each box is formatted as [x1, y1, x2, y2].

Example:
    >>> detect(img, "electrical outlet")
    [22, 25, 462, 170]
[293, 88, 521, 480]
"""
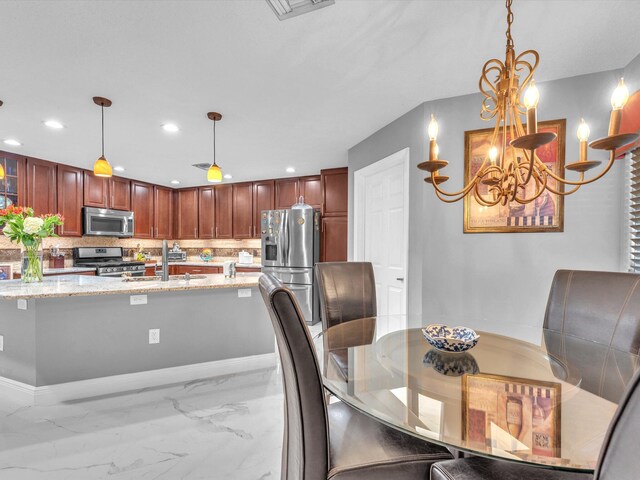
[17, 299, 27, 310]
[130, 295, 148, 305]
[149, 329, 160, 344]
[0, 335, 4, 352]
[238, 289, 252, 298]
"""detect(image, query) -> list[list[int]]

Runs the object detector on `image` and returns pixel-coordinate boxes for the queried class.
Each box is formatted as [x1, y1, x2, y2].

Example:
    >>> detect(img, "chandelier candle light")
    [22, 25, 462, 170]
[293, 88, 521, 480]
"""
[419, 0, 638, 206]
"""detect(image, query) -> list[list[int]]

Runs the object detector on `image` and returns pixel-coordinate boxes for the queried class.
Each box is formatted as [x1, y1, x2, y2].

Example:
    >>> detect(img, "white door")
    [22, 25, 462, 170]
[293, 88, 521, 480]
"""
[354, 148, 409, 316]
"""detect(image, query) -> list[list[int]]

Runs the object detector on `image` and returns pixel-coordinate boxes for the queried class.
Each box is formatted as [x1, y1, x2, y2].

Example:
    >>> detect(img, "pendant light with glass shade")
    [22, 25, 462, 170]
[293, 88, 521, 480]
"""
[207, 112, 223, 183]
[0, 100, 4, 180]
[93, 96, 113, 178]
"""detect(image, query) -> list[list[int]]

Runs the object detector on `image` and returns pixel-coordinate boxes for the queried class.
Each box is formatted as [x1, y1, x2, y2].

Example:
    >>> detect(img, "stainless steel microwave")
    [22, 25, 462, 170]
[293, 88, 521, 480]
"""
[83, 207, 134, 237]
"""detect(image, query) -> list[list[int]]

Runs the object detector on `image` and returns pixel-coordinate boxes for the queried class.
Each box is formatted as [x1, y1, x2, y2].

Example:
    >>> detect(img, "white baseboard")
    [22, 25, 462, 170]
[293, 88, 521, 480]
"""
[0, 353, 277, 406]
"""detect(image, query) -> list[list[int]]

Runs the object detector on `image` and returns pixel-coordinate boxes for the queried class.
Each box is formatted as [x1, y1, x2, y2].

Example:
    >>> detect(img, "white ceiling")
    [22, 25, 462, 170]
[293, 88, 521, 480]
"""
[0, 0, 639, 187]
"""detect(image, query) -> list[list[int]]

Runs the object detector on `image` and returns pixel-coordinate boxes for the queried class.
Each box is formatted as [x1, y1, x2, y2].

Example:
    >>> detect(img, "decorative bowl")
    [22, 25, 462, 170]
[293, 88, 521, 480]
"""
[423, 349, 479, 377]
[199, 248, 213, 262]
[422, 324, 479, 353]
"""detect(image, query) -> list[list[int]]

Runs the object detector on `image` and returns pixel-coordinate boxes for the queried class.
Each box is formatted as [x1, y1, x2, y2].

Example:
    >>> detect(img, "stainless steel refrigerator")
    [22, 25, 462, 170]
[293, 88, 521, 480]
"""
[261, 207, 320, 325]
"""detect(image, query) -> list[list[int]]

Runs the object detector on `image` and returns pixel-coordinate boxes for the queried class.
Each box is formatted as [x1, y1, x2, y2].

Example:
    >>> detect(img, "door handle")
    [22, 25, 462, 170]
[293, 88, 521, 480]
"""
[396, 277, 404, 281]
[216, 226, 218, 237]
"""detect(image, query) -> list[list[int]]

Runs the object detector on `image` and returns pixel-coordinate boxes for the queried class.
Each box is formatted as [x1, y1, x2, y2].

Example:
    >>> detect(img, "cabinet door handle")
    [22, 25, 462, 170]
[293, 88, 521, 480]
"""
[216, 226, 218, 237]
[194, 227, 197, 238]
[150, 226, 152, 237]
[249, 226, 251, 236]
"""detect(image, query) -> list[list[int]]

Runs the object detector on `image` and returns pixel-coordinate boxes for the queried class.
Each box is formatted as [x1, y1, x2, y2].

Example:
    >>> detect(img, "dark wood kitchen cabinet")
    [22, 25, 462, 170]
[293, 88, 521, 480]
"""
[232, 182, 253, 239]
[109, 176, 131, 211]
[83, 172, 131, 211]
[252, 180, 274, 238]
[171, 265, 221, 275]
[154, 186, 173, 239]
[26, 157, 57, 216]
[299, 175, 322, 209]
[0, 152, 25, 209]
[320, 167, 348, 262]
[198, 186, 215, 239]
[176, 188, 199, 239]
[275, 177, 299, 209]
[214, 184, 233, 239]
[321, 167, 348, 216]
[83, 172, 109, 208]
[56, 164, 84, 236]
[321, 216, 348, 262]
[131, 181, 154, 238]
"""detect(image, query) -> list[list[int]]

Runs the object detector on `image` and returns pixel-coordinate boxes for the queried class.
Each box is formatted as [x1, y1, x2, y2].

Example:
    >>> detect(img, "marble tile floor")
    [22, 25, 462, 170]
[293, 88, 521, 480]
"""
[0, 367, 285, 480]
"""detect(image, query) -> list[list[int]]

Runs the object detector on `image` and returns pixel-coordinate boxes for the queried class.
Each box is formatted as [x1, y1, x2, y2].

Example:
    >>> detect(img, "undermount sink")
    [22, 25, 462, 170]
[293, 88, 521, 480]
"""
[122, 274, 207, 282]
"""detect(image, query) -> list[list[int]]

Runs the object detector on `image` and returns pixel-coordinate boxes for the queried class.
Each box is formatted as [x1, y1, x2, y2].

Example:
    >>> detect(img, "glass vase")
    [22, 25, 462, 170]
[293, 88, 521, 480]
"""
[21, 240, 43, 283]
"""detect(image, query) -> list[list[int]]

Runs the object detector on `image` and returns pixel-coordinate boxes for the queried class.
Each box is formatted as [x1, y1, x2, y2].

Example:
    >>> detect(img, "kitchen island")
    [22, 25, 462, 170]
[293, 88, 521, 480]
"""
[0, 273, 274, 404]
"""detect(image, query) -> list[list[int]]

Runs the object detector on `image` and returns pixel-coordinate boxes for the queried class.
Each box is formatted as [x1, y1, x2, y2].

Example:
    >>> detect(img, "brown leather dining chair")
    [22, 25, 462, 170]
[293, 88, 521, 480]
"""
[315, 262, 377, 331]
[259, 274, 453, 480]
[430, 364, 640, 480]
[543, 270, 640, 402]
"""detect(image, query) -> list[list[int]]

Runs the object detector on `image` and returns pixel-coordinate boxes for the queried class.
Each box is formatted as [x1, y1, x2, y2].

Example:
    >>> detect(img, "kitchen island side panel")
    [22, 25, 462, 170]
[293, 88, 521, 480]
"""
[32, 287, 273, 386]
[0, 299, 37, 385]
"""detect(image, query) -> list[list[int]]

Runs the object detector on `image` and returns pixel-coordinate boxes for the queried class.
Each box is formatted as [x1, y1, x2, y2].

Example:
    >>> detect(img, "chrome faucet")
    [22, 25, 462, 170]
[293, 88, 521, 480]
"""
[161, 239, 169, 282]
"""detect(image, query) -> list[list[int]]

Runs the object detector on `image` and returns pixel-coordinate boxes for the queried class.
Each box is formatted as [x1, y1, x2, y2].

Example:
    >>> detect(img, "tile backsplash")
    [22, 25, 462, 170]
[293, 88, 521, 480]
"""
[0, 236, 261, 270]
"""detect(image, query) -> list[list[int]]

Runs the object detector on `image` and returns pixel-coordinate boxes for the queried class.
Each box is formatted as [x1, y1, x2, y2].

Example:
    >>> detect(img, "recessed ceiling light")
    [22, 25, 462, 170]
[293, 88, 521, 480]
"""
[113, 166, 125, 172]
[286, 167, 295, 173]
[3, 139, 21, 146]
[224, 174, 233, 179]
[44, 120, 65, 129]
[170, 180, 180, 185]
[162, 123, 179, 133]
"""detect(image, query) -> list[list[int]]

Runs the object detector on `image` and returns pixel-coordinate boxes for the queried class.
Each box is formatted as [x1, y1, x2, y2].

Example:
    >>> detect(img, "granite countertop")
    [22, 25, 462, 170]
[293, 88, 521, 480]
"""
[43, 267, 97, 275]
[0, 273, 262, 300]
[145, 261, 262, 268]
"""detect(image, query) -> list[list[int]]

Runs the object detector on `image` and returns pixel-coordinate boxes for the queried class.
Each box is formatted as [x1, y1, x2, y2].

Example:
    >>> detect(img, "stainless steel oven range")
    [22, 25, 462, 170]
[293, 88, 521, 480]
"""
[261, 207, 320, 324]
[73, 247, 145, 277]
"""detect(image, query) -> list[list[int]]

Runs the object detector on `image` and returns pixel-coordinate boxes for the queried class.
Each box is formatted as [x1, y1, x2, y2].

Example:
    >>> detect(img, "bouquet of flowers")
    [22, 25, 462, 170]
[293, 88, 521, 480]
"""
[0, 206, 64, 282]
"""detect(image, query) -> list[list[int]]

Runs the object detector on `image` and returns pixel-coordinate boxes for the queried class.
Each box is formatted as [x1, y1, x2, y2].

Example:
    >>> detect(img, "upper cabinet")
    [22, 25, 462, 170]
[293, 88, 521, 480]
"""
[176, 188, 199, 239]
[299, 175, 322, 209]
[232, 182, 253, 239]
[131, 181, 154, 239]
[110, 177, 131, 211]
[252, 180, 274, 238]
[198, 186, 215, 239]
[0, 152, 25, 210]
[214, 184, 233, 239]
[26, 157, 57, 216]
[83, 172, 109, 208]
[321, 167, 348, 216]
[56, 165, 84, 237]
[275, 177, 299, 209]
[83, 172, 131, 211]
[154, 186, 173, 239]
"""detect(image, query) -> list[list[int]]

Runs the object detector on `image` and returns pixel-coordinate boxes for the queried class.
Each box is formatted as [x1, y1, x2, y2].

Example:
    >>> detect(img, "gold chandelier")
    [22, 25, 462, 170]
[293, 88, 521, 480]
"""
[419, 0, 638, 206]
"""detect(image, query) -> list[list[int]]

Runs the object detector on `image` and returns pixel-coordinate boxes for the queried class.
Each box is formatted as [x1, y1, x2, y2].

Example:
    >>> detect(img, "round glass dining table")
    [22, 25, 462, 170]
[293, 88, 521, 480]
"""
[313, 315, 640, 473]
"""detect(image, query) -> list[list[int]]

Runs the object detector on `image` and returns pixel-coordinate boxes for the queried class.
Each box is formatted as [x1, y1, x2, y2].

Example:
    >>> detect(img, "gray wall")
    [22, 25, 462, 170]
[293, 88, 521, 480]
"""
[348, 104, 426, 315]
[348, 68, 629, 334]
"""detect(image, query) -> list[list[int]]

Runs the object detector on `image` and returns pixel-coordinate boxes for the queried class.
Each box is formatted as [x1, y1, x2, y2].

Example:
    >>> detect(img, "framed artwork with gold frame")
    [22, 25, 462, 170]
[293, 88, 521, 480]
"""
[463, 118, 566, 233]
[462, 373, 561, 459]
